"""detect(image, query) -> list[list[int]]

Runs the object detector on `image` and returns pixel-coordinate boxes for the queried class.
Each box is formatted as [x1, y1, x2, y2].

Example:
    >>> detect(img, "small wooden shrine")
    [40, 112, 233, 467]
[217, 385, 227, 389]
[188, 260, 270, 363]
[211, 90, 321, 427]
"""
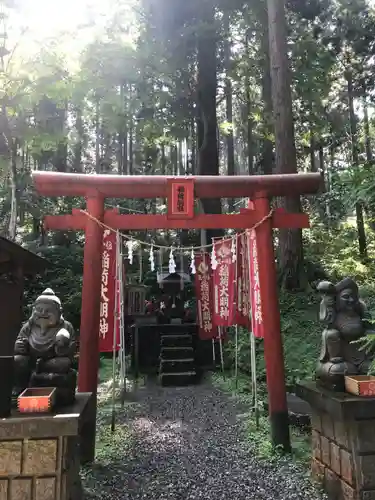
[125, 283, 148, 317]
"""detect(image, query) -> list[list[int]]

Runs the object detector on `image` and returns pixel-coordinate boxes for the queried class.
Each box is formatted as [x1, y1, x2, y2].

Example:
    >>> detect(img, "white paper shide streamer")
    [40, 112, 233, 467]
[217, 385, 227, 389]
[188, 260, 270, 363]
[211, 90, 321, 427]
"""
[231, 236, 237, 263]
[211, 243, 217, 270]
[126, 240, 134, 264]
[149, 245, 155, 272]
[168, 247, 176, 274]
[190, 248, 196, 275]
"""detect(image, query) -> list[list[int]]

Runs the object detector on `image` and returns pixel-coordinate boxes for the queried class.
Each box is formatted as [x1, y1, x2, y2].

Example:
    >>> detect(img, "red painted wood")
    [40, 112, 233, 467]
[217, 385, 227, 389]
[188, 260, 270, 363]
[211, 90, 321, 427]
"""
[167, 178, 195, 219]
[43, 211, 310, 231]
[78, 194, 104, 399]
[32, 171, 323, 198]
[253, 197, 289, 423]
[71, 207, 119, 216]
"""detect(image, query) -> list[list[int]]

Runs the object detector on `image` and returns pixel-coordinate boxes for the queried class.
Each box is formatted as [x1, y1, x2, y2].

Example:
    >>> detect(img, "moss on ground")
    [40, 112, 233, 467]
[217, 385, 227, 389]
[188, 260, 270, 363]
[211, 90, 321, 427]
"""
[212, 372, 311, 466]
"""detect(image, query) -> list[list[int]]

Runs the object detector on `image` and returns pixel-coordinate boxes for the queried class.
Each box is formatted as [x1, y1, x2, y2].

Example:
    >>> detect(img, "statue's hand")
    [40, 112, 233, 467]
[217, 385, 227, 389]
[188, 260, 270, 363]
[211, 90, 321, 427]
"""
[35, 358, 43, 373]
[14, 339, 29, 355]
[55, 339, 70, 356]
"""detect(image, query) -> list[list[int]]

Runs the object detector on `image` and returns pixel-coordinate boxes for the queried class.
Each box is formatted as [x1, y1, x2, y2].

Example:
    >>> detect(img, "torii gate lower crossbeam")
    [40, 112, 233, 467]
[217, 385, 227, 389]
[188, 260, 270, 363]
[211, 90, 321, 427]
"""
[33, 171, 323, 462]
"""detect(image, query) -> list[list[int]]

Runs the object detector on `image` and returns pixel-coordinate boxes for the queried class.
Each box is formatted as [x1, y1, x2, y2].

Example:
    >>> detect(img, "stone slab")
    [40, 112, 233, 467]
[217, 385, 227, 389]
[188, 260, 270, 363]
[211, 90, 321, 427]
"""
[0, 393, 92, 440]
[296, 381, 375, 420]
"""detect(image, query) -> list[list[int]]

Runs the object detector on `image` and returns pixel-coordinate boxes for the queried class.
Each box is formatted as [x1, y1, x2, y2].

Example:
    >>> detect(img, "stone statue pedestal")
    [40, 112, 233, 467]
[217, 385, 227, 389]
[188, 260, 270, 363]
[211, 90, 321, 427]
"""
[0, 392, 94, 500]
[297, 381, 375, 500]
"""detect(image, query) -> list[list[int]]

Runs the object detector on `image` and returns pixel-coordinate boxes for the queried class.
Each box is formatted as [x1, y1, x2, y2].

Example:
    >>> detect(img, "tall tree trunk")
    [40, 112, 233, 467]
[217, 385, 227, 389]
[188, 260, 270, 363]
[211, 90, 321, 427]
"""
[190, 118, 196, 175]
[310, 123, 316, 172]
[161, 143, 166, 175]
[224, 12, 235, 211]
[363, 95, 372, 163]
[267, 0, 305, 290]
[347, 70, 367, 259]
[122, 83, 129, 175]
[8, 139, 17, 240]
[95, 101, 100, 174]
[178, 140, 184, 175]
[244, 28, 254, 175]
[260, 25, 273, 175]
[318, 144, 324, 172]
[172, 144, 178, 175]
[197, 0, 221, 241]
[73, 106, 83, 173]
[123, 125, 128, 175]
[129, 114, 134, 175]
[53, 102, 68, 172]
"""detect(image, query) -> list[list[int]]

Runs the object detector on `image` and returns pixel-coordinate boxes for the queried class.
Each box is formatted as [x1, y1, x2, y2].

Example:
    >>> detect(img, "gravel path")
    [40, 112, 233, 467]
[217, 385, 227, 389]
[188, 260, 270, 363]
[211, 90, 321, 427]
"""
[83, 376, 326, 500]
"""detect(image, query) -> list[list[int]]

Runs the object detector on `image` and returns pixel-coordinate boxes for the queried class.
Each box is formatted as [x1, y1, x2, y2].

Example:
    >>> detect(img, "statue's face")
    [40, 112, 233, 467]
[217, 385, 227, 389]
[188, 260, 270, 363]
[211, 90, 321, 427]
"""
[338, 288, 358, 312]
[32, 300, 60, 328]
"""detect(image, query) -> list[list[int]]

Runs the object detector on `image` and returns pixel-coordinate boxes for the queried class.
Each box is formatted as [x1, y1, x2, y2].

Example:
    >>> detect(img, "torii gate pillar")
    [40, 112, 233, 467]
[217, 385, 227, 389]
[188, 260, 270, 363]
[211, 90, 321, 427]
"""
[254, 195, 290, 451]
[79, 193, 104, 462]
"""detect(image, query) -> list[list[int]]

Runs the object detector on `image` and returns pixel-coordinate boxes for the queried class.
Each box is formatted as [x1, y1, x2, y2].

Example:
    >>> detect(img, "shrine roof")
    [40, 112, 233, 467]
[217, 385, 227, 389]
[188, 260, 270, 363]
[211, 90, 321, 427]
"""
[157, 270, 191, 283]
[0, 236, 48, 275]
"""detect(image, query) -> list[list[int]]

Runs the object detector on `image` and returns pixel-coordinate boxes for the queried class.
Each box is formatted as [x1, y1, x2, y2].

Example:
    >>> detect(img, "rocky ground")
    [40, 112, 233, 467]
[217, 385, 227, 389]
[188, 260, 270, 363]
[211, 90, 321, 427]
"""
[81, 376, 326, 500]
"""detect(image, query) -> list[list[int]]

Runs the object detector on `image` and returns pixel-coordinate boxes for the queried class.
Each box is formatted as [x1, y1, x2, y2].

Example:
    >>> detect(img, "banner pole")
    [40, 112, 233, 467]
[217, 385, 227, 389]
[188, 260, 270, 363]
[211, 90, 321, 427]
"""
[119, 241, 126, 406]
[250, 330, 259, 429]
[233, 234, 239, 392]
[212, 339, 216, 367]
[219, 327, 225, 381]
[235, 324, 239, 391]
[111, 230, 120, 432]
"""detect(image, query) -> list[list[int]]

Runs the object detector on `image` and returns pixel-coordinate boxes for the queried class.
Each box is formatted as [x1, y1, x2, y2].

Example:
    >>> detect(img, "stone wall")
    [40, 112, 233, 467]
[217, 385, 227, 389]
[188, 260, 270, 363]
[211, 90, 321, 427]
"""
[0, 393, 91, 500]
[0, 436, 81, 500]
[297, 381, 375, 500]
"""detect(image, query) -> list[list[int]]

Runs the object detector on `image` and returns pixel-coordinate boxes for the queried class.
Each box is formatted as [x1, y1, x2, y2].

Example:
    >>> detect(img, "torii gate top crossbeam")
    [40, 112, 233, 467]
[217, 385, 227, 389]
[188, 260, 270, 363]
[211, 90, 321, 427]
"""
[32, 171, 323, 198]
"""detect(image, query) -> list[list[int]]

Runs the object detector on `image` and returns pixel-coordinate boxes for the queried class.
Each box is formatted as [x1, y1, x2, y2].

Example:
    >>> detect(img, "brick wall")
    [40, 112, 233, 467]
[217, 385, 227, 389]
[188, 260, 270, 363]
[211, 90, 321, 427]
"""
[311, 409, 375, 500]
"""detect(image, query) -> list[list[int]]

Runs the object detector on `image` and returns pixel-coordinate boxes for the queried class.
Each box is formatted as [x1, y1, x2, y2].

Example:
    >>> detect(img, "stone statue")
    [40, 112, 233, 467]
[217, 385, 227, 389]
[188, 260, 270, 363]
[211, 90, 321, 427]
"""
[14, 288, 77, 405]
[316, 277, 374, 391]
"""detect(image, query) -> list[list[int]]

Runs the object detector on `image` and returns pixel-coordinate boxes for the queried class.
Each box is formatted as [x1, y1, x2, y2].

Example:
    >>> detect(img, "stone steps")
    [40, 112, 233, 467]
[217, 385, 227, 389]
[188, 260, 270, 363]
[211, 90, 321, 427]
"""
[160, 358, 196, 373]
[159, 371, 198, 387]
[160, 346, 194, 360]
[159, 331, 198, 387]
[161, 334, 193, 348]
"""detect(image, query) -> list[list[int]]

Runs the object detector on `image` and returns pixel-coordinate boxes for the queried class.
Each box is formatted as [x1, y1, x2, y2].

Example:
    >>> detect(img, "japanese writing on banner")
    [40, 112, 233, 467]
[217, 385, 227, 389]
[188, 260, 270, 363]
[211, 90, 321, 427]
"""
[99, 229, 120, 353]
[212, 239, 236, 327]
[236, 233, 251, 328]
[248, 230, 264, 338]
[194, 253, 217, 340]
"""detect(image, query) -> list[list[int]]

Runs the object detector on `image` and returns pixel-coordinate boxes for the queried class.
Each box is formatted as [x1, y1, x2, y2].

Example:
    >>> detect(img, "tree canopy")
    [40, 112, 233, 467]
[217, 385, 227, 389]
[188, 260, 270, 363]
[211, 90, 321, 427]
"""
[1, 0, 375, 291]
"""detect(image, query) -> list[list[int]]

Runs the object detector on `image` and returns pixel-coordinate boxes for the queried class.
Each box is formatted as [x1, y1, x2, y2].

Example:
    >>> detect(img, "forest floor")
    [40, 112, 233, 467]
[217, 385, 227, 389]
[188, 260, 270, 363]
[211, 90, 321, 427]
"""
[81, 366, 326, 500]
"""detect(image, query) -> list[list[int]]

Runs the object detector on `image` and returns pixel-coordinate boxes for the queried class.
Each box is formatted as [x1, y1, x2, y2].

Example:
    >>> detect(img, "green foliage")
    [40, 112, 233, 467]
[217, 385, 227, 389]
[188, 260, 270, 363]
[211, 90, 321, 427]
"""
[23, 246, 83, 331]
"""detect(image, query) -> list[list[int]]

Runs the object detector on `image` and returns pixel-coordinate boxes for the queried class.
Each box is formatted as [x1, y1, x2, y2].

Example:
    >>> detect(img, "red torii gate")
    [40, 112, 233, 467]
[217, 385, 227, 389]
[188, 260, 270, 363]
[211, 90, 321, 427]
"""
[33, 171, 323, 460]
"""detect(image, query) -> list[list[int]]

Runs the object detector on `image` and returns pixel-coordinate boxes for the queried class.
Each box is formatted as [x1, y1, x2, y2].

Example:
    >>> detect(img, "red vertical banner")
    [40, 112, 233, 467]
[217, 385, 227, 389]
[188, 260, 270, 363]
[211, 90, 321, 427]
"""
[212, 239, 236, 327]
[99, 229, 119, 352]
[236, 233, 251, 328]
[248, 229, 264, 338]
[195, 253, 217, 339]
